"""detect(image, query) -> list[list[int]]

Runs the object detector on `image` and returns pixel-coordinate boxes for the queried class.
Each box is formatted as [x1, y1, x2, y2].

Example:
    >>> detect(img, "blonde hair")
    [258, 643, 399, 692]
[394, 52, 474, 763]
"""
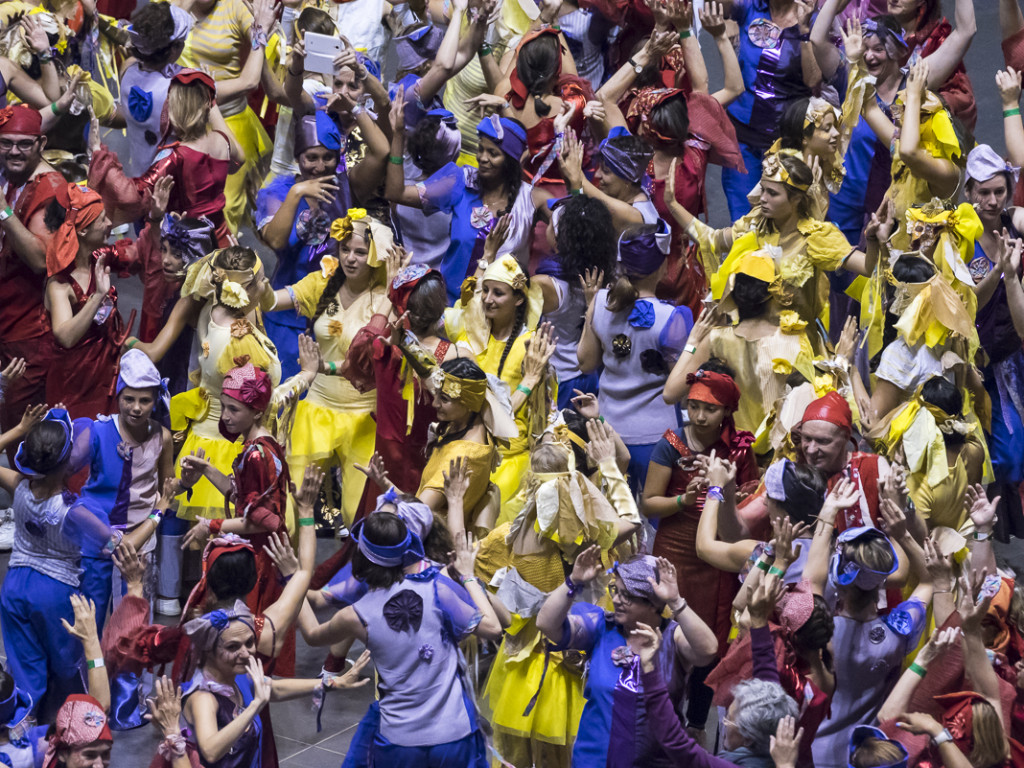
[850, 738, 906, 767]
[969, 700, 1011, 768]
[844, 537, 895, 574]
[168, 80, 212, 142]
[530, 443, 570, 474]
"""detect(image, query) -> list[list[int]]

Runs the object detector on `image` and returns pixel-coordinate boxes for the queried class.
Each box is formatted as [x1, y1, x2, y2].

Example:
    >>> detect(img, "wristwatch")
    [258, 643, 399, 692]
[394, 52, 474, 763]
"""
[628, 57, 643, 75]
[930, 728, 953, 748]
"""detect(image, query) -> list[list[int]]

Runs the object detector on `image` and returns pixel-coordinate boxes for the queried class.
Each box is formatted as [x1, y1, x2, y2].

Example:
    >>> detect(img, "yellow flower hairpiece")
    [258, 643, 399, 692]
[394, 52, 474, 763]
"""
[219, 279, 249, 309]
[329, 209, 369, 242]
[761, 152, 811, 192]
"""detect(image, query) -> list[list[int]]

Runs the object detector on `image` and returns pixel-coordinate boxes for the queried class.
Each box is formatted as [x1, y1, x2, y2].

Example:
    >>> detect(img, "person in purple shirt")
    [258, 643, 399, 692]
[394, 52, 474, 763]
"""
[536, 548, 718, 768]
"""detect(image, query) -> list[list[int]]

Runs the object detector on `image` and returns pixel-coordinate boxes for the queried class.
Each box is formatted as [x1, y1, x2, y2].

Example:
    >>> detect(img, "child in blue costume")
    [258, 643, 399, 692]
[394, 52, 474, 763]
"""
[75, 349, 175, 638]
[0, 408, 116, 723]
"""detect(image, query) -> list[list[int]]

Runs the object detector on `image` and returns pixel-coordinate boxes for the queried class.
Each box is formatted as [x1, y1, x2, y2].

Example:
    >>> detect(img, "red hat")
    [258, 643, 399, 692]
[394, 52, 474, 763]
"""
[800, 391, 852, 434]
[934, 691, 987, 753]
[181, 534, 256, 624]
[46, 183, 105, 276]
[686, 370, 741, 412]
[0, 105, 42, 137]
[172, 69, 216, 100]
[221, 362, 272, 412]
[42, 695, 112, 768]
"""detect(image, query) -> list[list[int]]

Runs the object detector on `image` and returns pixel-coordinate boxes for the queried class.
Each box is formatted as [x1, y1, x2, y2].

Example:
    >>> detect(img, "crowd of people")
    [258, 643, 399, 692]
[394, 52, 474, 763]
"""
[0, 0, 1022, 764]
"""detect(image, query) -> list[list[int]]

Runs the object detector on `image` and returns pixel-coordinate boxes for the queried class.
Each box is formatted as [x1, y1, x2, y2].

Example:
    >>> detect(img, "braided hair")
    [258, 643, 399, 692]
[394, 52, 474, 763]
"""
[496, 293, 528, 378]
[310, 264, 348, 325]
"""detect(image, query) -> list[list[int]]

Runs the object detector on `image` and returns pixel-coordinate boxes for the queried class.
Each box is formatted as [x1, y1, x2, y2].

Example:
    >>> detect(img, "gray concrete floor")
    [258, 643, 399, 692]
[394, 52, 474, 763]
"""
[0, 5, 1018, 765]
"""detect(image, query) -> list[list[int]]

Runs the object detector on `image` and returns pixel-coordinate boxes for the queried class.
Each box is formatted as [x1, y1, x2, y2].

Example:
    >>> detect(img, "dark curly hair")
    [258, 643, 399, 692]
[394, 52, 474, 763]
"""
[733, 273, 772, 320]
[554, 196, 616, 295]
[128, 2, 181, 65]
[408, 115, 454, 176]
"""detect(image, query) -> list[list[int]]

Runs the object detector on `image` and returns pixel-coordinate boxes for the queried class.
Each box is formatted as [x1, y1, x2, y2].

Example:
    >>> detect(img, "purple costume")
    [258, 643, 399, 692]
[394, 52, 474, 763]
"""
[183, 671, 263, 768]
[120, 63, 184, 177]
[722, 0, 813, 218]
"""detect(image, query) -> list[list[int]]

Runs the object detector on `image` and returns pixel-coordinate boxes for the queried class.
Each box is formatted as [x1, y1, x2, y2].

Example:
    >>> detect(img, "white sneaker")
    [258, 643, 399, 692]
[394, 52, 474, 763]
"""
[0, 508, 14, 551]
[155, 598, 181, 617]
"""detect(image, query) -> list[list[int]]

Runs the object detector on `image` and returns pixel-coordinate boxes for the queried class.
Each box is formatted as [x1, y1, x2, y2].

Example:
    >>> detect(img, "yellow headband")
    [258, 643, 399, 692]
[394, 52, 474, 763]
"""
[760, 152, 810, 192]
[482, 255, 528, 292]
[430, 368, 487, 412]
[804, 97, 838, 130]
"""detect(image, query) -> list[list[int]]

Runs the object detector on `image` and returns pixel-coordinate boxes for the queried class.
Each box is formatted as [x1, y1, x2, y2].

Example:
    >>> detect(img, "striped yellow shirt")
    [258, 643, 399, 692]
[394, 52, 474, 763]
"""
[181, 0, 253, 116]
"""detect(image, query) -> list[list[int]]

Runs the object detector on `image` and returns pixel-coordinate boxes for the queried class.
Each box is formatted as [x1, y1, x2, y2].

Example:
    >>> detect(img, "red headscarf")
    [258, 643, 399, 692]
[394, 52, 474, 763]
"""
[388, 264, 440, 317]
[506, 28, 563, 110]
[0, 105, 42, 136]
[221, 362, 272, 412]
[934, 691, 987, 754]
[801, 391, 853, 434]
[42, 695, 112, 768]
[46, 183, 105, 276]
[685, 370, 740, 412]
[181, 534, 256, 623]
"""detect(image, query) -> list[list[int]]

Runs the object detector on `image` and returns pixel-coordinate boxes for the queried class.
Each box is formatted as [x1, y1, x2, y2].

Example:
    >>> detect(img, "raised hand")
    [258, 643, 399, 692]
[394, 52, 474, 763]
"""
[628, 621, 663, 672]
[771, 516, 809, 567]
[997, 67, 1023, 109]
[482, 214, 511, 262]
[150, 176, 175, 221]
[878, 498, 908, 542]
[582, 100, 606, 122]
[354, 452, 391, 491]
[293, 464, 326, 513]
[442, 456, 471, 505]
[522, 322, 556, 384]
[570, 389, 600, 420]
[965, 483, 999, 534]
[769, 716, 804, 768]
[905, 57, 929, 102]
[699, 2, 727, 36]
[94, 252, 111, 296]
[820, 476, 860, 524]
[298, 332, 323, 376]
[17, 403, 47, 433]
[144, 676, 184, 737]
[265, 532, 299, 577]
[558, 128, 586, 191]
[570, 544, 602, 584]
[112, 539, 146, 591]
[246, 657, 273, 709]
[923, 535, 953, 592]
[648, 556, 682, 606]
[389, 84, 406, 136]
[916, 625, 960, 669]
[292, 175, 339, 206]
[840, 17, 865, 62]
[585, 418, 617, 465]
[62, 594, 100, 644]
[578, 267, 605, 306]
[450, 530, 480, 578]
[384, 245, 412, 287]
[835, 316, 860, 365]
[747, 578, 784, 628]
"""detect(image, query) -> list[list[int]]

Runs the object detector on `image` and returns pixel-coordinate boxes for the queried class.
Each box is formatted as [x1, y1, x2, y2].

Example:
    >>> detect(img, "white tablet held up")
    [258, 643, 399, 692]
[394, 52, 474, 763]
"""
[304, 32, 344, 76]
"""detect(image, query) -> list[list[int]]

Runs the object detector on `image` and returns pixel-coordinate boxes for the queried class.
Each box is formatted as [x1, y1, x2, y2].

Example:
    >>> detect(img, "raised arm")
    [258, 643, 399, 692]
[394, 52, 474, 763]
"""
[998, 68, 1024, 171]
[537, 544, 601, 644]
[958, 577, 1006, 724]
[877, 626, 960, 722]
[382, 87, 423, 208]
[897, 60, 960, 200]
[47, 256, 112, 349]
[62, 594, 110, 711]
[663, 307, 718, 403]
[810, 0, 849, 81]
[921, 0, 976, 88]
[701, 3, 744, 105]
[805, 478, 861, 594]
[695, 456, 758, 572]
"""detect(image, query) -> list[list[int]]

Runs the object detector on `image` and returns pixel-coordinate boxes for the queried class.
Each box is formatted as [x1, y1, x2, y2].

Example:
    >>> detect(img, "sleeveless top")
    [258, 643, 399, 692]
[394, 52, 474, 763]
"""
[183, 670, 262, 768]
[8, 481, 81, 586]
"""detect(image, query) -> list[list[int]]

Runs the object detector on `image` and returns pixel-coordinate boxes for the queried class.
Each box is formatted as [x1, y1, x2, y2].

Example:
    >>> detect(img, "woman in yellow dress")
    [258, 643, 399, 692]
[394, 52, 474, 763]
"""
[132, 246, 286, 521]
[662, 150, 887, 354]
[262, 209, 391, 527]
[444, 253, 557, 511]
[182, 0, 277, 232]
[479, 426, 641, 768]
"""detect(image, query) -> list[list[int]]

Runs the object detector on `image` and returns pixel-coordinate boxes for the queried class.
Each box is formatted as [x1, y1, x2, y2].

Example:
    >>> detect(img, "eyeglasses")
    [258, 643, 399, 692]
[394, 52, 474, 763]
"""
[0, 138, 39, 152]
[608, 583, 645, 605]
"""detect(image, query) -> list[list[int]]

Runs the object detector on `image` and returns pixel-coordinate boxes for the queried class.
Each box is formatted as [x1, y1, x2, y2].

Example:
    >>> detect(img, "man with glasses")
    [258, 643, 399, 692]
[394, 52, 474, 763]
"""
[0, 105, 64, 457]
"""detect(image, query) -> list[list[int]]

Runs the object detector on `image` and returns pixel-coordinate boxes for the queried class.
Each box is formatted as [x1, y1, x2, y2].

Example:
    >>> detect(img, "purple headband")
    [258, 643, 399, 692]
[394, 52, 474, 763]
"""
[830, 526, 898, 591]
[395, 24, 445, 72]
[598, 128, 652, 184]
[862, 18, 908, 57]
[14, 408, 73, 477]
[616, 220, 671, 276]
[161, 214, 215, 267]
[351, 516, 425, 568]
[293, 110, 343, 159]
[375, 487, 434, 542]
[427, 109, 462, 166]
[182, 599, 254, 653]
[477, 115, 527, 162]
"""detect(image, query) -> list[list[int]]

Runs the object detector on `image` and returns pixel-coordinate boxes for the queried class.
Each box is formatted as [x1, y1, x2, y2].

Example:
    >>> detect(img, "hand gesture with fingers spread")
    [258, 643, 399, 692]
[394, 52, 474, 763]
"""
[443, 456, 472, 505]
[62, 594, 100, 645]
[354, 452, 391, 491]
[265, 532, 299, 577]
[326, 649, 373, 689]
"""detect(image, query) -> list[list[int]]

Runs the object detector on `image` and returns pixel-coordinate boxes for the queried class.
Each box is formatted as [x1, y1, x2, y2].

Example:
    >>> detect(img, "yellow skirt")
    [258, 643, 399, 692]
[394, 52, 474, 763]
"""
[174, 428, 244, 521]
[222, 107, 271, 233]
[288, 399, 376, 527]
[492, 447, 530, 522]
[482, 617, 584, 748]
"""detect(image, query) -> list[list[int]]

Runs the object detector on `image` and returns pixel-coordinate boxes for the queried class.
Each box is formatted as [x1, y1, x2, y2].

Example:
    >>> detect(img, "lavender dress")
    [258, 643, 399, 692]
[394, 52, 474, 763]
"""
[183, 670, 262, 768]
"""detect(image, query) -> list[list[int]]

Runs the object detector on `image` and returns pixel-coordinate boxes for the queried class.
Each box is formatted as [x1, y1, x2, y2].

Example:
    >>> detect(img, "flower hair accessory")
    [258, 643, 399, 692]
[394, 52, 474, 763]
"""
[182, 599, 254, 653]
[219, 279, 249, 309]
[760, 152, 810, 192]
[430, 367, 487, 412]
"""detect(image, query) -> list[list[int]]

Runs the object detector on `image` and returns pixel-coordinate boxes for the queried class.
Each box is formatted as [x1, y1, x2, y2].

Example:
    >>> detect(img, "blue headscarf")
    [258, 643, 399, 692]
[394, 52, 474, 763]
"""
[14, 408, 73, 477]
[476, 115, 527, 162]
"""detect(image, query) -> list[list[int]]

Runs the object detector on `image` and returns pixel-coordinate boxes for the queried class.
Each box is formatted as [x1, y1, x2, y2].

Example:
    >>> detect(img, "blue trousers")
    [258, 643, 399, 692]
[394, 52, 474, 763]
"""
[370, 730, 487, 768]
[625, 442, 658, 499]
[720, 142, 765, 221]
[0, 568, 84, 721]
[79, 556, 114, 636]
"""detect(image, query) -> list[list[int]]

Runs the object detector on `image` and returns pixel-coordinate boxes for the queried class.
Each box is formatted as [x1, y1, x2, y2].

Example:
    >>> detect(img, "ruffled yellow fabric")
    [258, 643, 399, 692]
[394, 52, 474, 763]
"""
[893, 275, 978, 360]
[888, 93, 963, 219]
[482, 616, 584, 749]
[222, 107, 271, 233]
[173, 428, 244, 521]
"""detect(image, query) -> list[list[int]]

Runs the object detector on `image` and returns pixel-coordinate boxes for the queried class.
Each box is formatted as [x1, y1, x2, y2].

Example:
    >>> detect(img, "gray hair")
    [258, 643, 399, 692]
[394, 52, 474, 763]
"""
[730, 679, 799, 753]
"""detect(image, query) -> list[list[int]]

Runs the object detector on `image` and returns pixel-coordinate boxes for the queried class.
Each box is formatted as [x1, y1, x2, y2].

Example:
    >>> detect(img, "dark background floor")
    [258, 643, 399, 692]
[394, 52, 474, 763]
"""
[0, 3, 1017, 765]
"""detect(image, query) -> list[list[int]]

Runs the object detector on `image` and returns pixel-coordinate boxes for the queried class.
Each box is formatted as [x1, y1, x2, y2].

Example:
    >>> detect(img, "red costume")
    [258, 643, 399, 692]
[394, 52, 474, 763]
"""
[904, 13, 976, 132]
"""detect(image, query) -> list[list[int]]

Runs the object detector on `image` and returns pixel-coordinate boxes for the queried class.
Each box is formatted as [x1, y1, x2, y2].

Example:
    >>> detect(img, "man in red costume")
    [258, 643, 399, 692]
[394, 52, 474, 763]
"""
[735, 392, 893, 539]
[0, 105, 64, 456]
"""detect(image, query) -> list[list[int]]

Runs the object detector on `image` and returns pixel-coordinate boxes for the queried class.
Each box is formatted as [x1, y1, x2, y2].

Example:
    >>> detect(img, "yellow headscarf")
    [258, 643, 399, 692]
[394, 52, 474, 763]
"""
[458, 255, 544, 355]
[328, 208, 393, 268]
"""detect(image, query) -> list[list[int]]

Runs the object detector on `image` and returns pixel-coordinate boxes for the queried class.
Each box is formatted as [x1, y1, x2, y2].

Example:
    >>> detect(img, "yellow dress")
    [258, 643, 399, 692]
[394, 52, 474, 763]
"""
[181, 0, 271, 232]
[473, 331, 536, 513]
[417, 437, 498, 530]
[286, 272, 385, 525]
[171, 303, 282, 520]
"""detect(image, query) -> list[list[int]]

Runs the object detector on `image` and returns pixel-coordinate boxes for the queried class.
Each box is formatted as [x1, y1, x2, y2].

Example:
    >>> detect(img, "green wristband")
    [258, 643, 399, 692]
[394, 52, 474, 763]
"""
[754, 558, 771, 573]
[767, 565, 786, 577]
[87, 658, 105, 670]
[327, 361, 337, 375]
[516, 383, 532, 396]
[909, 662, 927, 677]
[569, 187, 583, 196]
[125, 338, 139, 350]
[50, 102, 60, 115]
[1004, 108, 1021, 118]
[679, 29, 692, 39]
[298, 517, 316, 527]
[388, 154, 404, 165]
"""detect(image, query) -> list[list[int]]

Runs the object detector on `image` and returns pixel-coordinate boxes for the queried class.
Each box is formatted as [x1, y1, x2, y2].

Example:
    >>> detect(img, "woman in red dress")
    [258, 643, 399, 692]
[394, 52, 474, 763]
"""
[88, 69, 242, 247]
[43, 183, 133, 421]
